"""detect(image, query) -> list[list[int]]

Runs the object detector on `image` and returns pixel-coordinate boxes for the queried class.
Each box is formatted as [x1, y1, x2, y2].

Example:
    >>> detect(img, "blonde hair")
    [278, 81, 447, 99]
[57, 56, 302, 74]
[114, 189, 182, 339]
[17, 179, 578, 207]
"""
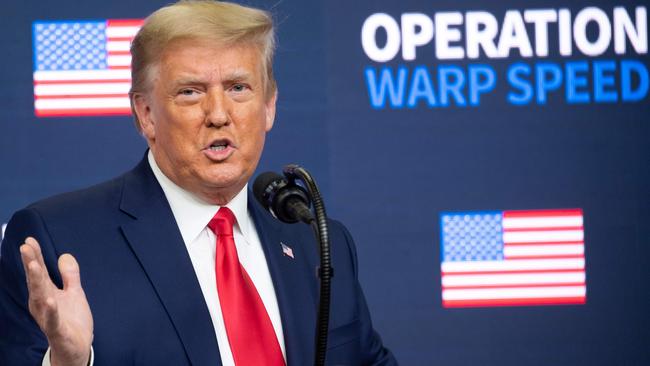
[129, 0, 276, 130]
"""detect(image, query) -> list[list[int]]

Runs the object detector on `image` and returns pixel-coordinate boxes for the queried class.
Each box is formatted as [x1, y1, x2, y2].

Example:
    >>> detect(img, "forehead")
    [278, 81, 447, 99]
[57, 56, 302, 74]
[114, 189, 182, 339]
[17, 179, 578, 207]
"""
[154, 38, 264, 83]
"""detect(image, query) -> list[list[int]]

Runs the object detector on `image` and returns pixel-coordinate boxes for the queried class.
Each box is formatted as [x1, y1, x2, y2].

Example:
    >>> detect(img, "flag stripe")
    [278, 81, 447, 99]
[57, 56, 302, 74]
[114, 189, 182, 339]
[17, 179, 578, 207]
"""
[108, 50, 132, 56]
[502, 216, 583, 229]
[442, 271, 586, 287]
[34, 70, 132, 81]
[107, 19, 144, 27]
[36, 108, 131, 117]
[442, 286, 586, 300]
[504, 241, 583, 246]
[443, 269, 585, 276]
[36, 94, 128, 100]
[107, 55, 132, 67]
[107, 41, 132, 52]
[443, 297, 586, 308]
[106, 26, 141, 38]
[503, 226, 583, 232]
[503, 244, 584, 257]
[443, 282, 586, 290]
[106, 36, 137, 42]
[503, 230, 584, 243]
[35, 97, 131, 109]
[35, 79, 131, 85]
[502, 209, 583, 217]
[35, 83, 131, 96]
[441, 258, 585, 272]
[503, 255, 584, 260]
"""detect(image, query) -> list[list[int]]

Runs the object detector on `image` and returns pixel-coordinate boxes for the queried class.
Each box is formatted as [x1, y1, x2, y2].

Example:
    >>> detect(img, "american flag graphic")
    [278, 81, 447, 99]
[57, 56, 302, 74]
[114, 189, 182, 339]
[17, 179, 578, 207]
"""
[440, 209, 586, 308]
[32, 19, 143, 117]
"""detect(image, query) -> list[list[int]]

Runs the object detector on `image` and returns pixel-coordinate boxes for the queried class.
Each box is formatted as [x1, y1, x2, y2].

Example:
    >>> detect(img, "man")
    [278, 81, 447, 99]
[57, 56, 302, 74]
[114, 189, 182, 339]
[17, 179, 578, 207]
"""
[0, 1, 397, 365]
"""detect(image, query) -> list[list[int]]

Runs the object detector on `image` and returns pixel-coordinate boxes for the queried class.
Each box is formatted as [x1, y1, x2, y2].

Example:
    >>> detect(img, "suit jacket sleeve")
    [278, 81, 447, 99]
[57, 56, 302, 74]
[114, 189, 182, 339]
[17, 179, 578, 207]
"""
[335, 221, 398, 365]
[0, 208, 62, 365]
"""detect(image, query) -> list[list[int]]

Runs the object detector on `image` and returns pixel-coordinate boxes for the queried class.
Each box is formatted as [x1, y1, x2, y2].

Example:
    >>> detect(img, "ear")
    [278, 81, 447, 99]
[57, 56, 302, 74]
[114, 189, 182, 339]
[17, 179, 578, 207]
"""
[131, 92, 156, 141]
[264, 89, 277, 132]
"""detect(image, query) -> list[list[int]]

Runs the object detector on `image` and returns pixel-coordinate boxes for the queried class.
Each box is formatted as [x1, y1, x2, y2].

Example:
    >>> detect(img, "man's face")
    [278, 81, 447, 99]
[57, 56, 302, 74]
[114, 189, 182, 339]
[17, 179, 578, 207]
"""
[133, 39, 276, 204]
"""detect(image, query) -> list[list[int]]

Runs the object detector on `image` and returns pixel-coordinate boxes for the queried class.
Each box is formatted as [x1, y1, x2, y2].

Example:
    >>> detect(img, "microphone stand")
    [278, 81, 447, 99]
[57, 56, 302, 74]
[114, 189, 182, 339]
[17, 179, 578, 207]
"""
[283, 165, 332, 366]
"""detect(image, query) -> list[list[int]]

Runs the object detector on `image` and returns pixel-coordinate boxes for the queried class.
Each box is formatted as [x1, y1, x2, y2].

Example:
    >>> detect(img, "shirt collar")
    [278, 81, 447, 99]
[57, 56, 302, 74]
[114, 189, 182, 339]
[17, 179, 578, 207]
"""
[147, 151, 252, 245]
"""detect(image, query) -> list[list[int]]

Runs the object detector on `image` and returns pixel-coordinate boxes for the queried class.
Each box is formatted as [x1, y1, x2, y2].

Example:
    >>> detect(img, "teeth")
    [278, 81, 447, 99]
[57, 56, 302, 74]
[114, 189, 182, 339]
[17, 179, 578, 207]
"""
[209, 145, 226, 151]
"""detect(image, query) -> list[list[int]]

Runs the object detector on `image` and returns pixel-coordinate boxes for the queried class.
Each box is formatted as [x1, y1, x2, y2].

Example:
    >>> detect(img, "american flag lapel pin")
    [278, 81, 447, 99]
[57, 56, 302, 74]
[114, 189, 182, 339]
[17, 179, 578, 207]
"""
[281, 242, 294, 259]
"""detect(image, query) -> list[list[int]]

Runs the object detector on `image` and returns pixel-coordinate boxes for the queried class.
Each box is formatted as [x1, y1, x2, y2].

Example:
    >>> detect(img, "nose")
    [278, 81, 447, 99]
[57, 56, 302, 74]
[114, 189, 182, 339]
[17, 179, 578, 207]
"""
[204, 89, 230, 127]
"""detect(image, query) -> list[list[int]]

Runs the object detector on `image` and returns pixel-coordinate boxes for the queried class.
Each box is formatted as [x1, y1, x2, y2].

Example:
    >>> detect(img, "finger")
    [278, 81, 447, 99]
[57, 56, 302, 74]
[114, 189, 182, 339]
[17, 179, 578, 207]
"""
[19, 244, 36, 285]
[59, 254, 82, 291]
[23, 256, 51, 303]
[20, 244, 54, 305]
[24, 237, 51, 278]
[20, 245, 40, 287]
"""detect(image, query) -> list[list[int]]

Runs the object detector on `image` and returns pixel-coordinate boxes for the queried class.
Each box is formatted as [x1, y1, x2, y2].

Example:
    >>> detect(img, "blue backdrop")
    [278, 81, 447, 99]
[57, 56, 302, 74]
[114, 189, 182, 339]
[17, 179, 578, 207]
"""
[2, 1, 649, 365]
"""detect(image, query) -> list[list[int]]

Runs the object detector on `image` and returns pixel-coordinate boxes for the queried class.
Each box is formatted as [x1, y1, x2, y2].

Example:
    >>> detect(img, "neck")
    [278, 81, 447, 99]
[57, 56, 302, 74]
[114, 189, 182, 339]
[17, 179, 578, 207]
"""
[147, 150, 245, 206]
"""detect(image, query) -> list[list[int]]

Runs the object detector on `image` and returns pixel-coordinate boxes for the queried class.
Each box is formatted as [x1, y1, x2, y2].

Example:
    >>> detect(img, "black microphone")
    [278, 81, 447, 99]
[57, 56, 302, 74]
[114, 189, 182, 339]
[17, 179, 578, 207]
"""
[255, 168, 332, 366]
[253, 172, 314, 224]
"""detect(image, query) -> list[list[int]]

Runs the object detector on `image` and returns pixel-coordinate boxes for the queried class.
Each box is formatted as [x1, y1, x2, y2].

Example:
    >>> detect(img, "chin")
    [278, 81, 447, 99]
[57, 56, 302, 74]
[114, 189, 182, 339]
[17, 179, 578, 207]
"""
[203, 170, 246, 190]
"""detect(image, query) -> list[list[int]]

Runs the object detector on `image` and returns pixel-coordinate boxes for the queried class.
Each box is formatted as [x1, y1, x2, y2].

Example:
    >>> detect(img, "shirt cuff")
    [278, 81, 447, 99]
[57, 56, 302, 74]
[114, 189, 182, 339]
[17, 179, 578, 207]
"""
[42, 346, 94, 366]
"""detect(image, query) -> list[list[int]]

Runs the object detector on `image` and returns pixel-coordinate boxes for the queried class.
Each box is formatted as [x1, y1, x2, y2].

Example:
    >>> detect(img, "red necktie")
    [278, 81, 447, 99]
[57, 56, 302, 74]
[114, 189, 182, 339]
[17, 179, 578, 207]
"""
[208, 207, 285, 366]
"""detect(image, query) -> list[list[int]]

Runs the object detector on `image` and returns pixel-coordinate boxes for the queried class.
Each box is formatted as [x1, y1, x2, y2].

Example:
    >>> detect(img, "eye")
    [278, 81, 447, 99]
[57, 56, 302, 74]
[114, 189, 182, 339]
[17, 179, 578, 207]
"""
[230, 83, 249, 92]
[179, 88, 198, 96]
[175, 88, 203, 104]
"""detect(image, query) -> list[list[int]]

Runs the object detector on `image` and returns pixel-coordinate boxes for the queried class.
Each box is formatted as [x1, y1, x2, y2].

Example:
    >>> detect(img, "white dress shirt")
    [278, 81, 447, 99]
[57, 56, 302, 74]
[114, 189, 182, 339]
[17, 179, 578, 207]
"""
[43, 152, 285, 366]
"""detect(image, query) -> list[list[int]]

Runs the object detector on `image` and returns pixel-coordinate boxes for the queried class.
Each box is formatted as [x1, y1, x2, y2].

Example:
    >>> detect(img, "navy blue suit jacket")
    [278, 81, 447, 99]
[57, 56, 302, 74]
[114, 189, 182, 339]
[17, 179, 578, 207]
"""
[0, 155, 396, 365]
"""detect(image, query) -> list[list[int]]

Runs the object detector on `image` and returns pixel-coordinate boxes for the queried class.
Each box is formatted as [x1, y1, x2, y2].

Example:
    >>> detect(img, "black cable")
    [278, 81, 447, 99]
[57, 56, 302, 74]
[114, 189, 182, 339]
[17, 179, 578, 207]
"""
[283, 165, 332, 366]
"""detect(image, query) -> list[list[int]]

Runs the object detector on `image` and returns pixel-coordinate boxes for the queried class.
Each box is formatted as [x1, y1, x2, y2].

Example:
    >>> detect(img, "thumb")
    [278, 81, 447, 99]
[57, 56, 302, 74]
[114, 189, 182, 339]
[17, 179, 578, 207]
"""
[58, 253, 82, 291]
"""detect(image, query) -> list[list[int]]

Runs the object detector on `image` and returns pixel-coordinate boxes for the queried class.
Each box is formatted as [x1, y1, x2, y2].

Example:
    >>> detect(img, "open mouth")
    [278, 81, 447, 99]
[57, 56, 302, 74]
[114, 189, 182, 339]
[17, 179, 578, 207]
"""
[205, 138, 233, 151]
[208, 142, 229, 151]
[203, 138, 235, 161]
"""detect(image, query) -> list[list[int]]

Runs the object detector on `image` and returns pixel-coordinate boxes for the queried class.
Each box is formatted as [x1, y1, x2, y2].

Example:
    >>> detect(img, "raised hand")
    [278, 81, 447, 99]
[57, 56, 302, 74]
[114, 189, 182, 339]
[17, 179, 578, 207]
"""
[19, 237, 94, 366]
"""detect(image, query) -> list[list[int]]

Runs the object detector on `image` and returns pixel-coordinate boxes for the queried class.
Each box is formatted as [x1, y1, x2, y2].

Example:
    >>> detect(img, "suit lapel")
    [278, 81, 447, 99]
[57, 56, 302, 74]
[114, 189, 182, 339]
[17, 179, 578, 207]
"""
[119, 157, 221, 366]
[249, 199, 318, 365]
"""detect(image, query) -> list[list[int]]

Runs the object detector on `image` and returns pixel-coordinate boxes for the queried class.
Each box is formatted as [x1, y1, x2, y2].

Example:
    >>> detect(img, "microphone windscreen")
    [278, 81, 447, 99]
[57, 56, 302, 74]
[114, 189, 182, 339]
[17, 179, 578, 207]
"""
[253, 171, 285, 210]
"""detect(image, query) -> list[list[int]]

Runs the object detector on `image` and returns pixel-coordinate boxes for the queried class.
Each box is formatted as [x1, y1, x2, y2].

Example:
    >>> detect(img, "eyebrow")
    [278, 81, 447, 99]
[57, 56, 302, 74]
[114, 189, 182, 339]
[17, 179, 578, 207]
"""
[222, 69, 253, 83]
[172, 70, 254, 87]
[173, 76, 206, 86]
